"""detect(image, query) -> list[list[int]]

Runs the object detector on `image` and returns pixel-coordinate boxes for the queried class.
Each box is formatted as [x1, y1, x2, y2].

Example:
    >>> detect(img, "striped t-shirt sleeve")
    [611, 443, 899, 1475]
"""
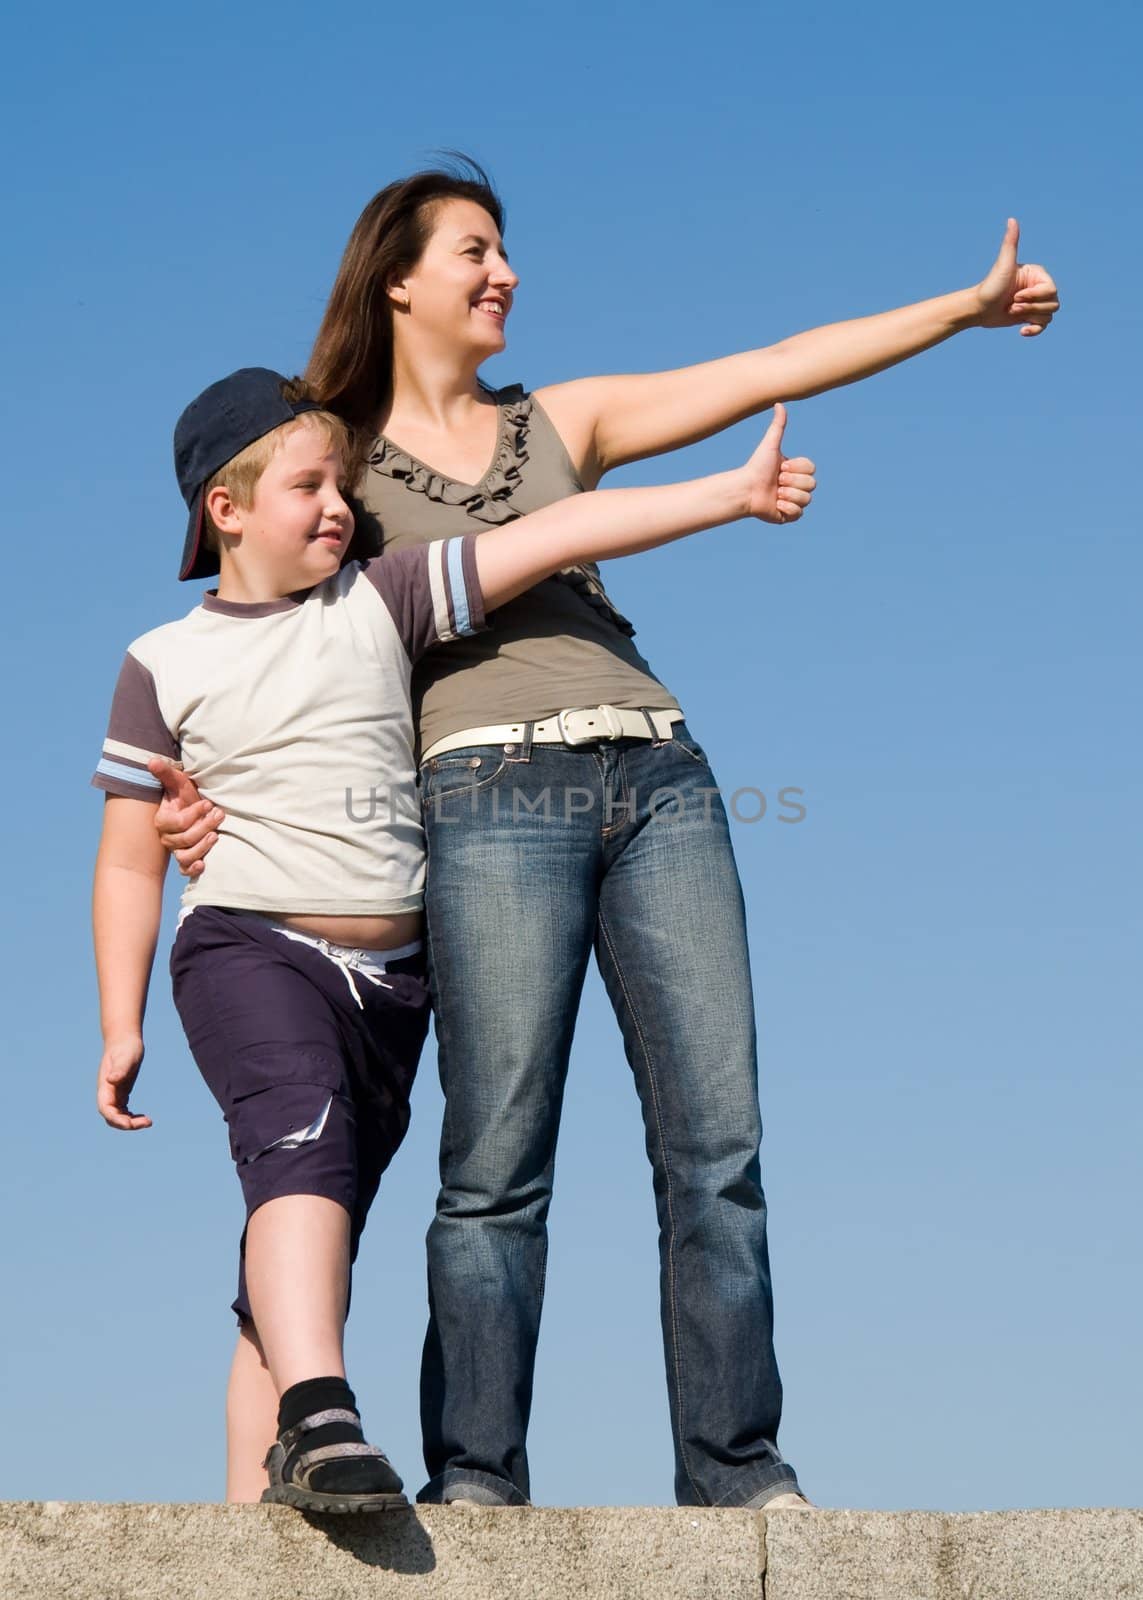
[91, 652, 181, 800]
[360, 534, 487, 662]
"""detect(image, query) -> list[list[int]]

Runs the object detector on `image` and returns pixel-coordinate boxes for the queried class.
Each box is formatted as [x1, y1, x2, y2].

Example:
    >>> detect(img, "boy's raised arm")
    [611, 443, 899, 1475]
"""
[93, 797, 169, 1130]
[473, 403, 815, 612]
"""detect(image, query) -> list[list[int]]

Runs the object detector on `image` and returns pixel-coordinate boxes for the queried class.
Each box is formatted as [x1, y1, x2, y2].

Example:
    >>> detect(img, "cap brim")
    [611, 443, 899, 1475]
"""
[177, 486, 219, 581]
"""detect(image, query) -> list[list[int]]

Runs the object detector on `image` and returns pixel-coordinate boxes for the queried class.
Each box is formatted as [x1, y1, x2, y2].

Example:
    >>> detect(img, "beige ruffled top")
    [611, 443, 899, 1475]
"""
[357, 385, 680, 755]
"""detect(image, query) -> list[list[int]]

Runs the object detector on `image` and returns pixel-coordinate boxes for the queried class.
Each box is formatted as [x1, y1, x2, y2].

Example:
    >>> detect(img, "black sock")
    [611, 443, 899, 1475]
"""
[276, 1376, 402, 1497]
[279, 1377, 363, 1464]
[278, 1376, 358, 1435]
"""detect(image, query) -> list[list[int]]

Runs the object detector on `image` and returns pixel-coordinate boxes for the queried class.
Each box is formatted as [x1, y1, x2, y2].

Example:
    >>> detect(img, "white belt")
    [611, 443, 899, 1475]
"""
[421, 705, 684, 764]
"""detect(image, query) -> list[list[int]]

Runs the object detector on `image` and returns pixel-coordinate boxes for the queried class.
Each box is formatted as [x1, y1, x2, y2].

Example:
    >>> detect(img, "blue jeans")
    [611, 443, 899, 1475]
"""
[417, 726, 800, 1508]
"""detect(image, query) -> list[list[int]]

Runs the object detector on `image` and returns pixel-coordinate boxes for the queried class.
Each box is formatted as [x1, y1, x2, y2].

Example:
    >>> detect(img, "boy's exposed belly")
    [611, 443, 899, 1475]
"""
[275, 911, 424, 951]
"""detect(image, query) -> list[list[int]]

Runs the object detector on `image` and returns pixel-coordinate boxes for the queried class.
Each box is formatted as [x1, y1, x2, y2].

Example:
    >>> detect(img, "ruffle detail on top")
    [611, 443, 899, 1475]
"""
[559, 561, 636, 638]
[367, 385, 637, 638]
[366, 384, 533, 527]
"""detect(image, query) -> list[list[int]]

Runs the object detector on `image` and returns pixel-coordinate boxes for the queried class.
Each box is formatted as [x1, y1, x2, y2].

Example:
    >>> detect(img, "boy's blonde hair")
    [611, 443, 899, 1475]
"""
[202, 392, 352, 551]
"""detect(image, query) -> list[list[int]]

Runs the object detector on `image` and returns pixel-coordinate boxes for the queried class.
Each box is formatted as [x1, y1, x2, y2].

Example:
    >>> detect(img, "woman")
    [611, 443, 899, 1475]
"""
[158, 161, 1058, 1509]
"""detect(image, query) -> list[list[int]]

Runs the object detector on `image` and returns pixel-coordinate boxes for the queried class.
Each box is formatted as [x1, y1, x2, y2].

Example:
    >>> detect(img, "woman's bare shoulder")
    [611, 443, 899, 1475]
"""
[530, 378, 607, 484]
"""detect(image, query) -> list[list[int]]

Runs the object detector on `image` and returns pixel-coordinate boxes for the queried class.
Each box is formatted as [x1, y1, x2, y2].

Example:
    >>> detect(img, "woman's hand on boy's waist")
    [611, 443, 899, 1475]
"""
[150, 758, 222, 878]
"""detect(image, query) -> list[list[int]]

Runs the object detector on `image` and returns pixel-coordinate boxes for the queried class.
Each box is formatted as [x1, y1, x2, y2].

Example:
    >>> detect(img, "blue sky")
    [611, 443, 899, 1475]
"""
[2, 0, 1139, 1511]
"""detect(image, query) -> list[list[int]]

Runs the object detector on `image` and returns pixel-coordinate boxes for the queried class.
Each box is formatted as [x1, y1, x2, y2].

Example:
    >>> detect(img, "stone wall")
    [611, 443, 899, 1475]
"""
[4, 1503, 1140, 1599]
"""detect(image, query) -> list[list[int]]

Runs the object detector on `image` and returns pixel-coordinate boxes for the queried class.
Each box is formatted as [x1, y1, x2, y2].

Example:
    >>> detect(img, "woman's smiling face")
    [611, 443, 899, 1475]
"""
[393, 198, 519, 357]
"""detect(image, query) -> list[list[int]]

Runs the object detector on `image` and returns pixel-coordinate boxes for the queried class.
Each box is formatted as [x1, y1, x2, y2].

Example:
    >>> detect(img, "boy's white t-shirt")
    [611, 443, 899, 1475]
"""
[92, 537, 486, 917]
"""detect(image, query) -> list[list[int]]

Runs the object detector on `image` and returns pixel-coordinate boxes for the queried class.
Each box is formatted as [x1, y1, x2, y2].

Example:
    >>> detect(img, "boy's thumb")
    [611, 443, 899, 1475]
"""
[764, 402, 788, 445]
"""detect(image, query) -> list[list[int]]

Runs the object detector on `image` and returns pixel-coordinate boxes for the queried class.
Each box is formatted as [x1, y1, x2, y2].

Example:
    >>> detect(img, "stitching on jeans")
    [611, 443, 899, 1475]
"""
[670, 737, 707, 765]
[597, 907, 704, 1505]
[600, 753, 630, 840]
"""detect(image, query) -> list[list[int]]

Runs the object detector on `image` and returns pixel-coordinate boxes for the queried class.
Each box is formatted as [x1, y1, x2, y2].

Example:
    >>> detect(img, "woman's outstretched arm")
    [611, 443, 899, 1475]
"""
[537, 219, 1058, 484]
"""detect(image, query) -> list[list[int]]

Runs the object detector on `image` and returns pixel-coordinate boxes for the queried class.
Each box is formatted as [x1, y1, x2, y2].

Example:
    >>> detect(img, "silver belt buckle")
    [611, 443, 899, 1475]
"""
[557, 704, 623, 746]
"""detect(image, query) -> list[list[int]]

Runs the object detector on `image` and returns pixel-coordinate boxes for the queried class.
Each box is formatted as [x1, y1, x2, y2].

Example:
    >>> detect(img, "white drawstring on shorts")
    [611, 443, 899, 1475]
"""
[268, 925, 422, 1009]
[175, 908, 421, 1010]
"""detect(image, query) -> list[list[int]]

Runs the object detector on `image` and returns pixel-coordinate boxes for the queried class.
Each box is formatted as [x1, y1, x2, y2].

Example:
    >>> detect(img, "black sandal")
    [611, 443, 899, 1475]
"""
[261, 1406, 408, 1514]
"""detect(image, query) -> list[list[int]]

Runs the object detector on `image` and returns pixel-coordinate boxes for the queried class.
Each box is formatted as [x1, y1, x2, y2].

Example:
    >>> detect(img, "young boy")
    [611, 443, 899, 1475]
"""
[92, 367, 815, 1512]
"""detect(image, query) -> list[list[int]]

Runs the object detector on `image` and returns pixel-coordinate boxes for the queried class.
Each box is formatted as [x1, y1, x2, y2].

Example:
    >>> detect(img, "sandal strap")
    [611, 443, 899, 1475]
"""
[289, 1441, 389, 1488]
[277, 1406, 361, 1456]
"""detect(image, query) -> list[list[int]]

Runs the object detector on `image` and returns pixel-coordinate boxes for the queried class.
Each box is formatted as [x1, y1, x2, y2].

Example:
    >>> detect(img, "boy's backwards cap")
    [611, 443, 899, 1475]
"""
[174, 367, 322, 582]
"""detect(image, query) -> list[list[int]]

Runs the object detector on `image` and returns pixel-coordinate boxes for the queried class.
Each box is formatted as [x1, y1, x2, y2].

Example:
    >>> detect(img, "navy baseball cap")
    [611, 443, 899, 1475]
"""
[174, 367, 323, 581]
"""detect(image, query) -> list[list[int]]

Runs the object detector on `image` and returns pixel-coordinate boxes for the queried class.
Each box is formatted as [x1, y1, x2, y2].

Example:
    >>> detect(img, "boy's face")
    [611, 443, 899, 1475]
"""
[237, 422, 353, 591]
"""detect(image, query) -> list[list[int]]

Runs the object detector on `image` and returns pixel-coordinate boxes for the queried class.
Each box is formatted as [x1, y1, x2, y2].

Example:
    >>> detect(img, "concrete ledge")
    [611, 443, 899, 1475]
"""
[764, 1509, 1143, 1600]
[1, 1503, 764, 1600]
[3, 1503, 1140, 1600]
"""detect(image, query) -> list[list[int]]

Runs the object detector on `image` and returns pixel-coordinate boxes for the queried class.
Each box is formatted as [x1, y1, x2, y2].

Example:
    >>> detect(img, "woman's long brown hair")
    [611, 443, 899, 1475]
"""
[305, 156, 505, 455]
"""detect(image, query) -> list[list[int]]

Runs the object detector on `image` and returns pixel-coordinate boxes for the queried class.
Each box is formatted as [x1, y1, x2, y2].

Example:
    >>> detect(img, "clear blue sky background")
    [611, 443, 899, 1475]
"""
[2, 0, 1139, 1512]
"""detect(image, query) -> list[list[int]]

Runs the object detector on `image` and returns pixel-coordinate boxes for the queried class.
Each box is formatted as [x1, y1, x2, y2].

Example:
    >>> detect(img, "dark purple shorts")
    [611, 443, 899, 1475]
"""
[170, 905, 429, 1322]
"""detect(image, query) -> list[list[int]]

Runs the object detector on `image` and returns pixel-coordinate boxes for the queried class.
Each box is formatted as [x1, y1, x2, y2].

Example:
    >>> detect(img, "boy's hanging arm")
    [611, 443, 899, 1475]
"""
[93, 797, 169, 1130]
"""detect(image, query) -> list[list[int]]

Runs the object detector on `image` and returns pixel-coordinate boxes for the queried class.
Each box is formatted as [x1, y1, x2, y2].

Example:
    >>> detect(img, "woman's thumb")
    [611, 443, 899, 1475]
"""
[996, 216, 1020, 270]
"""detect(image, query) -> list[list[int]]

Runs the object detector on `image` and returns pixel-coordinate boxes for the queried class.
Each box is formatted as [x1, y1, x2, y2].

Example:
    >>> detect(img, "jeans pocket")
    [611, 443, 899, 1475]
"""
[421, 753, 508, 806]
[672, 735, 710, 767]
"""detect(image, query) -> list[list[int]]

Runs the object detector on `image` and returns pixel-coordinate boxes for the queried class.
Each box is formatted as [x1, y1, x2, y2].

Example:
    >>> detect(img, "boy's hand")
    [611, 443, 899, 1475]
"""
[975, 219, 1059, 337]
[97, 1036, 152, 1130]
[149, 758, 222, 878]
[741, 404, 817, 524]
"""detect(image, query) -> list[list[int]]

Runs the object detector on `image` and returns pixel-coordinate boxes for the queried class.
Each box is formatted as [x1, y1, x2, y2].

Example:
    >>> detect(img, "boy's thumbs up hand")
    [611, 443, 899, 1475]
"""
[975, 218, 1059, 336]
[742, 403, 817, 524]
